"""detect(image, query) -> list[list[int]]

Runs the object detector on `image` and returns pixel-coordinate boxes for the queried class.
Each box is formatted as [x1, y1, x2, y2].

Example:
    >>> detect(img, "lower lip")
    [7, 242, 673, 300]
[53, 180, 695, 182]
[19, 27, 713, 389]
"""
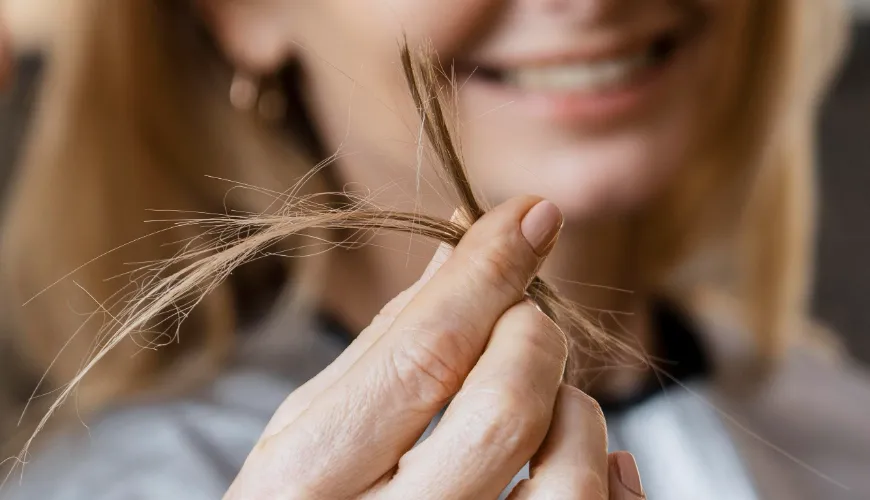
[463, 46, 684, 127]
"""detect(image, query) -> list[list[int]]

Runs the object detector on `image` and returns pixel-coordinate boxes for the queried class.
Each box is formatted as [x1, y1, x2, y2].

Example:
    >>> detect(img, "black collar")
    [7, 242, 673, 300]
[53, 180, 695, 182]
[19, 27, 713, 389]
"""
[595, 301, 711, 414]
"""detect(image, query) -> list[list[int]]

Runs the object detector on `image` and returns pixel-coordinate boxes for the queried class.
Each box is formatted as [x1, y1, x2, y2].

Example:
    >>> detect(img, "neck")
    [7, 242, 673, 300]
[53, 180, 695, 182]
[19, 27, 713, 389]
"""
[321, 213, 655, 396]
[540, 218, 654, 395]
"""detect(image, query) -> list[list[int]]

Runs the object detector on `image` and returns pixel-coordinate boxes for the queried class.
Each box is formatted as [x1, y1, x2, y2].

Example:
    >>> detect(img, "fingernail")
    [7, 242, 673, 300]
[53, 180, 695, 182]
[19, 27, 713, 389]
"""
[612, 452, 644, 497]
[520, 200, 563, 256]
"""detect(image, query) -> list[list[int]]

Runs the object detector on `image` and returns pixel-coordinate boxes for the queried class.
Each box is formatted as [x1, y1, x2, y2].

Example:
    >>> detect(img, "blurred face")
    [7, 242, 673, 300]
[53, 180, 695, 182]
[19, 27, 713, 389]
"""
[209, 0, 752, 219]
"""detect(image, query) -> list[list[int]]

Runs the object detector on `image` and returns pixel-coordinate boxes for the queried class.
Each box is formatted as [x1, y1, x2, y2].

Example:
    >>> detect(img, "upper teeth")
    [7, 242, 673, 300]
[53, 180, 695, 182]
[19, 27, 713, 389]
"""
[504, 51, 652, 91]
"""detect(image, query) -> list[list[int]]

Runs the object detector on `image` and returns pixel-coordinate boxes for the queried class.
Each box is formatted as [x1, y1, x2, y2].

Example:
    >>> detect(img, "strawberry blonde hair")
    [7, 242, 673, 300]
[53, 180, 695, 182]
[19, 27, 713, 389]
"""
[0, 0, 849, 444]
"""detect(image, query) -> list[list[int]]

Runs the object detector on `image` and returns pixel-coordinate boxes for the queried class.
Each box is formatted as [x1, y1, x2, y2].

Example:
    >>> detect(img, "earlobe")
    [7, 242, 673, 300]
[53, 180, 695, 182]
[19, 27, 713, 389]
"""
[195, 0, 294, 74]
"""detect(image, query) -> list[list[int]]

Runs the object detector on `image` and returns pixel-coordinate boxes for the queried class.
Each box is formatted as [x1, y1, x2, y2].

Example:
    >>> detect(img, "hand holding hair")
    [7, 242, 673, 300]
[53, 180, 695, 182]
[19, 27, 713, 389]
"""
[21, 39, 644, 499]
[225, 196, 643, 499]
[226, 45, 642, 498]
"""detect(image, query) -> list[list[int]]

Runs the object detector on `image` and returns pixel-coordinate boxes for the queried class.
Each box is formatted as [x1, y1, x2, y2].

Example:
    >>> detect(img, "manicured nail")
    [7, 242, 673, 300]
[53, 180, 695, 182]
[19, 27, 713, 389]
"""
[613, 452, 644, 497]
[520, 200, 563, 256]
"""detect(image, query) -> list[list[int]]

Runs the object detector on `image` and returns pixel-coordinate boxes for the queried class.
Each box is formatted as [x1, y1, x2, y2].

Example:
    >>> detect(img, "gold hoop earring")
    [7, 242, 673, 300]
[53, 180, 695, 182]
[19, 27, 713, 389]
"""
[230, 71, 287, 123]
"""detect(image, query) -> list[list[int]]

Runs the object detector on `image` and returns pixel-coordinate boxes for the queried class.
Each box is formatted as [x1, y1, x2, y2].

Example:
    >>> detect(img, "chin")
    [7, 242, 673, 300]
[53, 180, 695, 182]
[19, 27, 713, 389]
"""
[479, 148, 678, 222]
[548, 176, 660, 221]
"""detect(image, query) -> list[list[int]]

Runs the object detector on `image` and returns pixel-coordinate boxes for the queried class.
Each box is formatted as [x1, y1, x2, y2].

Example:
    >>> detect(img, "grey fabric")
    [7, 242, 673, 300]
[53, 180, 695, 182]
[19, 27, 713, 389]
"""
[3, 306, 870, 499]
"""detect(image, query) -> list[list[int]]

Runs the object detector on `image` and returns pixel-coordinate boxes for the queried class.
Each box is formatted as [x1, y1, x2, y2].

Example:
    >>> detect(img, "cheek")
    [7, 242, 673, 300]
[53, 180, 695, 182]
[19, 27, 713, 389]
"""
[292, 0, 504, 195]
[348, 0, 501, 51]
[296, 0, 500, 54]
[461, 119, 691, 218]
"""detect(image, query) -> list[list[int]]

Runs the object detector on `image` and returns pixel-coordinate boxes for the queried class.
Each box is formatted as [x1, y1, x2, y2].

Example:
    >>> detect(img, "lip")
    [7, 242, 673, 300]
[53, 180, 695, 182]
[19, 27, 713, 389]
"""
[464, 17, 693, 68]
[457, 20, 700, 129]
[467, 30, 682, 70]
[459, 33, 689, 128]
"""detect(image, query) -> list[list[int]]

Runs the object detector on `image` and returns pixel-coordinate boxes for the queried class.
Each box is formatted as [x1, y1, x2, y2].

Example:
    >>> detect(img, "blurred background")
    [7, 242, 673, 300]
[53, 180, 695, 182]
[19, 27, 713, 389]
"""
[816, 1, 870, 365]
[1, 1, 869, 365]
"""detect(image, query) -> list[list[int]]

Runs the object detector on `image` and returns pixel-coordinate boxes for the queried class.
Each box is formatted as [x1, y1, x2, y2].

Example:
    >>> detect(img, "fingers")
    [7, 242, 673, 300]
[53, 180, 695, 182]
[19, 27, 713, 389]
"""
[382, 300, 568, 499]
[259, 197, 562, 498]
[259, 242, 453, 438]
[378, 196, 562, 410]
[608, 452, 645, 500]
[228, 243, 452, 499]
[507, 385, 610, 500]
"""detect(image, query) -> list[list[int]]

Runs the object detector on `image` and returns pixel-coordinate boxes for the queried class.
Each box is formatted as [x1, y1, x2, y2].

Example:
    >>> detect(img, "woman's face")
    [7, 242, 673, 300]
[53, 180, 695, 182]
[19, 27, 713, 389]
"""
[209, 0, 752, 219]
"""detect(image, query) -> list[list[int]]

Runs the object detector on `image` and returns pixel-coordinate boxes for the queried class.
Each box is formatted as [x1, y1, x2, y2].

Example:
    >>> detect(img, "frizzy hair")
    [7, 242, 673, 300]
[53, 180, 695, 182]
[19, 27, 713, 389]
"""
[0, 0, 849, 458]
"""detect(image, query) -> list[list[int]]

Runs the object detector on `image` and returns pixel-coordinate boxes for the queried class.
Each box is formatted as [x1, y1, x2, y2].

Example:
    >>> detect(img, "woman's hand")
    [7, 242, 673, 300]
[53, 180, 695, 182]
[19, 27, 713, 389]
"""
[225, 196, 645, 499]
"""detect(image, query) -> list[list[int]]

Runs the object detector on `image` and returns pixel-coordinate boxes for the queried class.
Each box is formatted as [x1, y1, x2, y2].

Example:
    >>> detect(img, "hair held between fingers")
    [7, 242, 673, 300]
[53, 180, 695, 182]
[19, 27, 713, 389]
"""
[9, 38, 630, 467]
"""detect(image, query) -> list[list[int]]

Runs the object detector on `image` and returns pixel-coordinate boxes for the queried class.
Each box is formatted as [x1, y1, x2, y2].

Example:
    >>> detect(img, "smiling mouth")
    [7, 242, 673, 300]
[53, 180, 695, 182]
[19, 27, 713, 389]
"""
[458, 33, 682, 94]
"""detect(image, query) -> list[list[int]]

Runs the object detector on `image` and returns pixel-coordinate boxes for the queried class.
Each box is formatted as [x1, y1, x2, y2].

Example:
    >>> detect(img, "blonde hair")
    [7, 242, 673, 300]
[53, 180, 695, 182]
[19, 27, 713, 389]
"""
[0, 0, 849, 443]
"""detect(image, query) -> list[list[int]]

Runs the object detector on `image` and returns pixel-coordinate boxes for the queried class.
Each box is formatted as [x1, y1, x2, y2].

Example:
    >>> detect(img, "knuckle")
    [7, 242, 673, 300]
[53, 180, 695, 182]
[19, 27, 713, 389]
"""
[466, 388, 548, 456]
[389, 326, 469, 408]
[574, 470, 609, 499]
[368, 312, 394, 332]
[560, 385, 604, 420]
[559, 385, 607, 440]
[378, 288, 413, 319]
[468, 240, 530, 298]
[511, 304, 569, 361]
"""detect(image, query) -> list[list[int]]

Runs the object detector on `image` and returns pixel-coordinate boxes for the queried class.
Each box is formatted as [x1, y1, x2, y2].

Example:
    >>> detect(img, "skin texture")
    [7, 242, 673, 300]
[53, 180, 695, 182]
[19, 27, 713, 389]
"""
[225, 198, 643, 498]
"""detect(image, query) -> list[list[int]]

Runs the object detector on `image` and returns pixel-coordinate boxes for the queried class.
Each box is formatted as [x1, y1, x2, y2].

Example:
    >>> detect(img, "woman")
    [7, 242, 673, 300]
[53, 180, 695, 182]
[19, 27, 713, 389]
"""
[0, 0, 867, 498]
